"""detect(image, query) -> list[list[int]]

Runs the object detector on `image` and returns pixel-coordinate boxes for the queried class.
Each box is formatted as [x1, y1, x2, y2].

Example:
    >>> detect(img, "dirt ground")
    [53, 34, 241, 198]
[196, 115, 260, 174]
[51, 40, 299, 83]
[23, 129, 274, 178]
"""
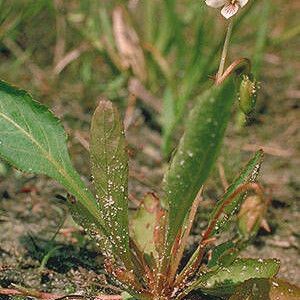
[0, 1, 299, 299]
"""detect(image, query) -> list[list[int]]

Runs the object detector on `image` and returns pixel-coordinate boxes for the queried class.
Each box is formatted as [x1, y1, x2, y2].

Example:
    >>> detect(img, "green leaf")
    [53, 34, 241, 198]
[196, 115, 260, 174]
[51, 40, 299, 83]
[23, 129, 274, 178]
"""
[229, 278, 300, 300]
[90, 100, 131, 268]
[121, 291, 135, 300]
[163, 80, 235, 245]
[207, 241, 236, 269]
[193, 258, 280, 297]
[209, 150, 264, 237]
[130, 193, 161, 257]
[0, 80, 105, 234]
[162, 87, 176, 157]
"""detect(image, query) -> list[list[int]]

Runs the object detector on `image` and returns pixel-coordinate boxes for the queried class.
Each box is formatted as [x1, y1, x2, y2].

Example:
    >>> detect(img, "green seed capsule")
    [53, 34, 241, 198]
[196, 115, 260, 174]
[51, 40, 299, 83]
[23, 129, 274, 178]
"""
[239, 75, 258, 114]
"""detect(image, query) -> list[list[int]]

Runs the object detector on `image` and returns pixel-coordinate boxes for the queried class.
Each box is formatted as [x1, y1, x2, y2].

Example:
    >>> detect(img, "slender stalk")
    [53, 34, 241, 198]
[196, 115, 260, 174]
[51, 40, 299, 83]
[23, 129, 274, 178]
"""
[216, 57, 251, 85]
[129, 239, 155, 288]
[175, 182, 264, 287]
[216, 19, 234, 82]
[168, 188, 203, 283]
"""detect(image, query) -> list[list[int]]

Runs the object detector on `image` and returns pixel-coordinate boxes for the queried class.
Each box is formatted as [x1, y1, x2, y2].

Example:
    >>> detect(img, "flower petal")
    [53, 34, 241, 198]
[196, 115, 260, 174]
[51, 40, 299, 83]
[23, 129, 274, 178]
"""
[221, 3, 239, 19]
[238, 0, 249, 8]
[205, 0, 227, 8]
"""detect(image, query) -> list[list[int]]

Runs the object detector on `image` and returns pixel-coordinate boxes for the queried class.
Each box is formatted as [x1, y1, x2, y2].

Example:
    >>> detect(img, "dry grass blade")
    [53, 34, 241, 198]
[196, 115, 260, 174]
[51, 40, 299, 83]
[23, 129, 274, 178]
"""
[54, 43, 90, 75]
[113, 6, 147, 82]
[53, 0, 66, 66]
[128, 78, 162, 113]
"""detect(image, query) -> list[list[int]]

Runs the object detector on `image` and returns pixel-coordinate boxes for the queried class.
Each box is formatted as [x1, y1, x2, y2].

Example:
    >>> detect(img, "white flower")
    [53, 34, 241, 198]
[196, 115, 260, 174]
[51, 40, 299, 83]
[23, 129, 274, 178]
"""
[205, 0, 249, 19]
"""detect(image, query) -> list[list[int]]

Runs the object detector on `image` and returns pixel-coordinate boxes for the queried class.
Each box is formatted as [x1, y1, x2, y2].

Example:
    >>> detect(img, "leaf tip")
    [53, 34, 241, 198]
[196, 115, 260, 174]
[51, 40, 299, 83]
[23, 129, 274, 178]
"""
[258, 148, 264, 156]
[98, 100, 114, 110]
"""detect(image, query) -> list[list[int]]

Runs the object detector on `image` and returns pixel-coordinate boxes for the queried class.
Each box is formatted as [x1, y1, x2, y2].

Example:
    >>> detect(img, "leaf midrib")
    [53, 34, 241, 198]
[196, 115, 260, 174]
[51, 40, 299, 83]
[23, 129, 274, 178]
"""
[0, 110, 100, 220]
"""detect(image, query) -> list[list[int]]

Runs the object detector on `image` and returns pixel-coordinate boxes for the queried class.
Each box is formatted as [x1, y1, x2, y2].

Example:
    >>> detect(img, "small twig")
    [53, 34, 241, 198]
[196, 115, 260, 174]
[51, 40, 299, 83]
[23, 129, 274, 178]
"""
[124, 93, 137, 130]
[54, 43, 90, 75]
[128, 193, 141, 207]
[128, 78, 162, 113]
[74, 130, 90, 151]
[242, 143, 293, 157]
[53, 0, 66, 66]
[282, 122, 298, 138]
[0, 287, 62, 299]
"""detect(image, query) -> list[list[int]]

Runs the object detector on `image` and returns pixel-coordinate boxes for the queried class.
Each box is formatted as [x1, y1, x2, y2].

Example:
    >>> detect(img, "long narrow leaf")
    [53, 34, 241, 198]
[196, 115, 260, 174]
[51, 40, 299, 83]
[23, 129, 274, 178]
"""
[90, 100, 132, 269]
[209, 150, 264, 236]
[164, 80, 235, 246]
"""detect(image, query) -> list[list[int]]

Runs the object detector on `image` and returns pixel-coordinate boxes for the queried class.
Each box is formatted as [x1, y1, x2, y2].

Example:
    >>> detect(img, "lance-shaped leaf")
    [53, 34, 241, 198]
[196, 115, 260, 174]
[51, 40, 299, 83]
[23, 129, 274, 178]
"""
[90, 100, 132, 269]
[163, 80, 235, 245]
[130, 193, 163, 257]
[229, 278, 300, 300]
[0, 80, 105, 235]
[207, 241, 237, 269]
[192, 258, 280, 297]
[209, 150, 264, 236]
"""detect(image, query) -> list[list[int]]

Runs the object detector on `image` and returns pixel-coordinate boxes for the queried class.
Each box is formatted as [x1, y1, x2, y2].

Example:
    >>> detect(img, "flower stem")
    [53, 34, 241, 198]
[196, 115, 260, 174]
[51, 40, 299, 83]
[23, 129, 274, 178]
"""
[216, 19, 234, 82]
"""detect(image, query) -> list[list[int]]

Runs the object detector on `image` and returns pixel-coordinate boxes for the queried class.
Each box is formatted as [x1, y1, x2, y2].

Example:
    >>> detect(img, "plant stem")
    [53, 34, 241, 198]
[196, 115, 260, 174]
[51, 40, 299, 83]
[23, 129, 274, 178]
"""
[216, 19, 234, 82]
[216, 57, 251, 85]
[174, 182, 265, 287]
[168, 188, 203, 283]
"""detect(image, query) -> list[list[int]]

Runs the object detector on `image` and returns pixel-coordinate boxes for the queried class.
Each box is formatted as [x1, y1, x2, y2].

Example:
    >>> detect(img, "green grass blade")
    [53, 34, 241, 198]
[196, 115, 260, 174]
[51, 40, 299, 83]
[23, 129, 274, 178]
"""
[162, 87, 176, 156]
[99, 5, 116, 51]
[163, 80, 235, 246]
[144, 0, 156, 43]
[90, 100, 132, 269]
[252, 0, 270, 77]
